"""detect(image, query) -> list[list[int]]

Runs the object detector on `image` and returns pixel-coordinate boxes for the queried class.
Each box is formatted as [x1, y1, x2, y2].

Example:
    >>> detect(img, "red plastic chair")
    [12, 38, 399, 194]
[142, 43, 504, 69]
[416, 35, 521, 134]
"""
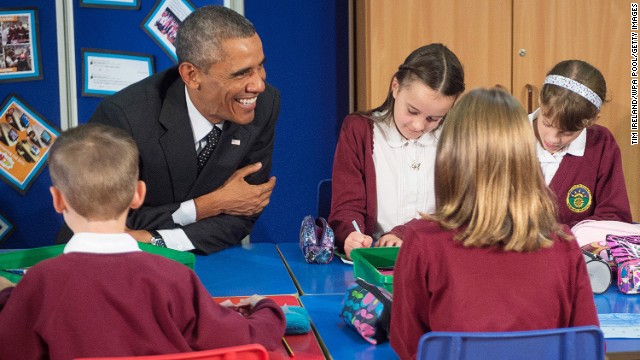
[74, 344, 269, 360]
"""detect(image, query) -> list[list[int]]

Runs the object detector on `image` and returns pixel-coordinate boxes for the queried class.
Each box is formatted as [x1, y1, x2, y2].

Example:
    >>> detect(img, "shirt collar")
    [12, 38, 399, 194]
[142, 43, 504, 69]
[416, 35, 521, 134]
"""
[375, 116, 440, 148]
[529, 107, 586, 158]
[64, 233, 142, 254]
[565, 128, 587, 156]
[185, 86, 224, 143]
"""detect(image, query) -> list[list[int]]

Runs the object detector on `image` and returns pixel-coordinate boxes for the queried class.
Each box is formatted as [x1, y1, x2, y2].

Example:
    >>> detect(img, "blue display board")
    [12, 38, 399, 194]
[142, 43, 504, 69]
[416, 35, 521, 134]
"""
[1, 0, 350, 250]
[0, 0, 223, 248]
[0, 1, 63, 248]
[73, 0, 221, 124]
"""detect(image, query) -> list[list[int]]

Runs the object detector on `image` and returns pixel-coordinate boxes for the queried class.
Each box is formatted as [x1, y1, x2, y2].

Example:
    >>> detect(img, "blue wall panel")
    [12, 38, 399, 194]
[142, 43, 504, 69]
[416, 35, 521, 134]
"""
[0, 2, 63, 248]
[245, 1, 350, 243]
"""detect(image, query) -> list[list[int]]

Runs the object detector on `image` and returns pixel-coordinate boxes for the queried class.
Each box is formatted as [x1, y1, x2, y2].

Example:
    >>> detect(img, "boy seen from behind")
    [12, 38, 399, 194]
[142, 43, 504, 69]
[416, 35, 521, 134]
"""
[0, 123, 285, 360]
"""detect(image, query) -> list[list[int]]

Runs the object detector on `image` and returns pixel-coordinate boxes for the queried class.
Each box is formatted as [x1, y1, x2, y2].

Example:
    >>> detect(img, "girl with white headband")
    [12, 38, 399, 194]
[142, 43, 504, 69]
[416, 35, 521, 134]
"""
[530, 60, 632, 227]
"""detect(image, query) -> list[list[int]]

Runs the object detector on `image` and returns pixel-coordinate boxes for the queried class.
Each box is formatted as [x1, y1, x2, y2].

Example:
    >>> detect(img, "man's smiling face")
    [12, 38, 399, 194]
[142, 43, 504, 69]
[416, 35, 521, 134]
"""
[193, 34, 266, 125]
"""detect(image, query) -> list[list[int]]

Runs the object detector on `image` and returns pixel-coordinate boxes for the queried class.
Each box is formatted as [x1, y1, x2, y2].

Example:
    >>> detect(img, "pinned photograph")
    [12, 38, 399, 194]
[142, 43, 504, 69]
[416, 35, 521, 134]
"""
[0, 8, 42, 82]
[0, 94, 59, 194]
[141, 0, 196, 62]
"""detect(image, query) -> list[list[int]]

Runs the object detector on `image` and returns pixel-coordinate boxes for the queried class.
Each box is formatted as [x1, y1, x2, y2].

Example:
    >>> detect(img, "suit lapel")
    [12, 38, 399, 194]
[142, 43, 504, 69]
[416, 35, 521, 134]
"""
[188, 121, 252, 198]
[158, 81, 199, 201]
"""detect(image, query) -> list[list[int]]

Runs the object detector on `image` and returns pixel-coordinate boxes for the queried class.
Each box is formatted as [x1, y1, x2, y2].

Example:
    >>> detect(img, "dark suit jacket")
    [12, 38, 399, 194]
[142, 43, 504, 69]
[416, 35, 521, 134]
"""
[58, 67, 280, 254]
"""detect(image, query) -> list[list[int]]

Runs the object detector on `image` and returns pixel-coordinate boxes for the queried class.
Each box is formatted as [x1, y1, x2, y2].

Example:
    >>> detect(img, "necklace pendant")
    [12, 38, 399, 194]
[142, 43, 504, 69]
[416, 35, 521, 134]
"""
[410, 161, 421, 171]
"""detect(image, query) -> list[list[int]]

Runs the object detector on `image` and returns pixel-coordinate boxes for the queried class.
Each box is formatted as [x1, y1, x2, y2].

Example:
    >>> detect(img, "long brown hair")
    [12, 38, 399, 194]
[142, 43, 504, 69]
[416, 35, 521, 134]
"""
[364, 43, 465, 125]
[431, 88, 570, 251]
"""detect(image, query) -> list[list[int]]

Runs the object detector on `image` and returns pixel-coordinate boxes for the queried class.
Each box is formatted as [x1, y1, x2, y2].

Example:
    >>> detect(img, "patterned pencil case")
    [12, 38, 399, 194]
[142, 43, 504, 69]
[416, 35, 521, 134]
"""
[618, 259, 640, 294]
[606, 234, 640, 294]
[299, 215, 335, 264]
[339, 277, 392, 344]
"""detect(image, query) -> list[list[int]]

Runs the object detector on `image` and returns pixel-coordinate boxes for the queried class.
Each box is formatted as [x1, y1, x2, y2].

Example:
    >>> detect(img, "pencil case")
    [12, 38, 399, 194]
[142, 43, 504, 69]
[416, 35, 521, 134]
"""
[605, 234, 640, 294]
[340, 277, 392, 344]
[299, 215, 334, 264]
[618, 259, 640, 294]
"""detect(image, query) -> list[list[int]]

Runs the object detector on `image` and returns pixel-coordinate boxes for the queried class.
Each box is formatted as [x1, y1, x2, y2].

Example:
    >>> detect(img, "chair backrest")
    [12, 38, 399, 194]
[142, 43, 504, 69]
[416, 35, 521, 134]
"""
[317, 178, 332, 219]
[417, 326, 604, 360]
[74, 344, 269, 360]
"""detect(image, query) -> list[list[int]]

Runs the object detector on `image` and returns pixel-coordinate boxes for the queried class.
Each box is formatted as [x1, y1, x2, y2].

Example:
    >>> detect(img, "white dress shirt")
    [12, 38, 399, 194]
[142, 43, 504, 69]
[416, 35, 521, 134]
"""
[372, 119, 439, 239]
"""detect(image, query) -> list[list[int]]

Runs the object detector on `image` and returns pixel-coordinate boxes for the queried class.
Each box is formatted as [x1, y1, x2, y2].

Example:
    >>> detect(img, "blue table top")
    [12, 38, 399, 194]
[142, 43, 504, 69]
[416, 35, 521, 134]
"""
[595, 285, 640, 353]
[195, 243, 297, 296]
[298, 286, 640, 358]
[301, 294, 398, 360]
[595, 285, 640, 314]
[277, 243, 355, 295]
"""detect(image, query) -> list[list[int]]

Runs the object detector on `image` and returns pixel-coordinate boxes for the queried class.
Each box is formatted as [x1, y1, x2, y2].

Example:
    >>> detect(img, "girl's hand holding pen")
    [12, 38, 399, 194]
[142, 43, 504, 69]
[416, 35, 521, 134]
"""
[344, 220, 373, 259]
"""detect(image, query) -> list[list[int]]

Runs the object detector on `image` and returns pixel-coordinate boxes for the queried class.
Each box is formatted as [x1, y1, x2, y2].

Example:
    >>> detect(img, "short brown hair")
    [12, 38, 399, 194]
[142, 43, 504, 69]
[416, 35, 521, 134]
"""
[431, 88, 570, 251]
[540, 60, 606, 131]
[48, 123, 139, 220]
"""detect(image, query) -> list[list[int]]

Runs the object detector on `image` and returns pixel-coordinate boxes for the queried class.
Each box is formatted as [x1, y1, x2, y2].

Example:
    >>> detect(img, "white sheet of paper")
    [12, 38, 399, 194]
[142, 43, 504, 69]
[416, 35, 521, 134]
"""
[340, 256, 353, 265]
[86, 55, 151, 93]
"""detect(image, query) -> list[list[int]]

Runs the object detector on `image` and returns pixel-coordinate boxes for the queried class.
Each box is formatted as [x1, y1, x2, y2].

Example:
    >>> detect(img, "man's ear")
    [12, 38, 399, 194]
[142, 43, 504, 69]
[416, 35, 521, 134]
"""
[130, 181, 146, 210]
[178, 62, 201, 90]
[49, 186, 67, 214]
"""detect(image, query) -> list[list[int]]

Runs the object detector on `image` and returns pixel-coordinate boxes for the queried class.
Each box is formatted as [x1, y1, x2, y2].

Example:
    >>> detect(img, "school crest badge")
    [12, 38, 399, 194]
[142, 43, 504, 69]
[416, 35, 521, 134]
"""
[566, 184, 592, 213]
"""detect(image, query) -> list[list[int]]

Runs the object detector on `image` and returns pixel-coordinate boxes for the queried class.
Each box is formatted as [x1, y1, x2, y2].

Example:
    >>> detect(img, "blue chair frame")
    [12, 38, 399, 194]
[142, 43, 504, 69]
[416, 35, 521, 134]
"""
[317, 178, 332, 219]
[417, 326, 604, 360]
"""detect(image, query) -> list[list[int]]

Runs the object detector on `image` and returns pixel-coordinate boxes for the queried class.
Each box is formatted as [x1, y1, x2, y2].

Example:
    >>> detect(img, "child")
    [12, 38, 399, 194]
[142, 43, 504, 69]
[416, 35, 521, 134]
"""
[531, 60, 632, 227]
[0, 124, 285, 359]
[329, 43, 465, 259]
[390, 89, 599, 360]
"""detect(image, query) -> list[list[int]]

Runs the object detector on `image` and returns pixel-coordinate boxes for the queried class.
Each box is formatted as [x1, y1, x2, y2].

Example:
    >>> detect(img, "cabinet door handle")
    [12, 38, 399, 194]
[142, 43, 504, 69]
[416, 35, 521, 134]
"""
[525, 84, 534, 114]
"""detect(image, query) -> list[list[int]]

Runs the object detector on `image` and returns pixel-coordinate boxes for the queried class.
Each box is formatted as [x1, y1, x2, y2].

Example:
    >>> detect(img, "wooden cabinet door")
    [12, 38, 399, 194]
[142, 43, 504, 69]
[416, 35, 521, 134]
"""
[513, 0, 639, 219]
[354, 0, 512, 111]
[354, 0, 638, 219]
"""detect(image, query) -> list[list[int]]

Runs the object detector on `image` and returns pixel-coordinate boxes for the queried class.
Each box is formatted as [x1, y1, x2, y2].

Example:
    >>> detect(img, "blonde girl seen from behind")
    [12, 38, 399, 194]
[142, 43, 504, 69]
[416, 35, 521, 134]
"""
[390, 88, 598, 360]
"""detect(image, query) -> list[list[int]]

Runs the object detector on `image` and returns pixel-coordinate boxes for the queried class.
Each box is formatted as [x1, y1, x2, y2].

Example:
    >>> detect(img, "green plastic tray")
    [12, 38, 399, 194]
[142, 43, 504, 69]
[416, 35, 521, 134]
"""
[0, 243, 195, 283]
[351, 247, 399, 293]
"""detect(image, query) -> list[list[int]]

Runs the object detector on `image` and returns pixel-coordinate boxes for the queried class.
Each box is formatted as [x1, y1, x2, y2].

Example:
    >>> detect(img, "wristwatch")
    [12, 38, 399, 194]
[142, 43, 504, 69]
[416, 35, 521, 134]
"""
[149, 230, 167, 248]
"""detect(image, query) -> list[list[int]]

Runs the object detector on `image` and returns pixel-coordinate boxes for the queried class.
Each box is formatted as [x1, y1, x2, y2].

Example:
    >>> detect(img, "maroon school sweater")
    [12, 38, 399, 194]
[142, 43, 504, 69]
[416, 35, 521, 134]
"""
[0, 252, 285, 360]
[549, 125, 632, 226]
[329, 114, 408, 250]
[390, 219, 599, 360]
